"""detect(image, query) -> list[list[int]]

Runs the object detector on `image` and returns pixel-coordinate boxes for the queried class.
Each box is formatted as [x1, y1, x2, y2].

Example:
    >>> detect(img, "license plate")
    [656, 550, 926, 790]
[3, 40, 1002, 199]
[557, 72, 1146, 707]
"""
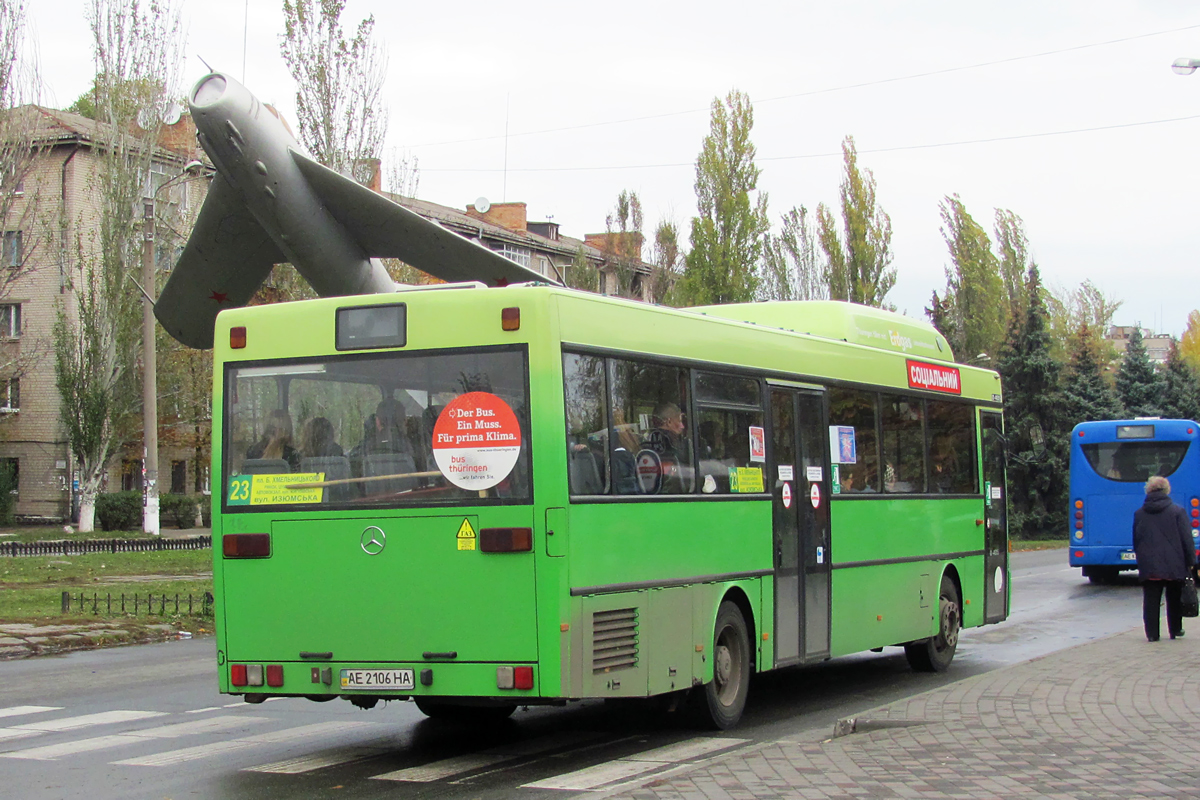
[339, 669, 414, 690]
[1120, 552, 1137, 561]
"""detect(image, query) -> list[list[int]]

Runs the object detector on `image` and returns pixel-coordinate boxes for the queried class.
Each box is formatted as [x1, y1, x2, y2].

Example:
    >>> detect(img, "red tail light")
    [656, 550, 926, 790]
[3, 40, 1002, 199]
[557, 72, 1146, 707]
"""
[223, 533, 271, 558]
[480, 528, 532, 552]
[514, 666, 534, 690]
[230, 664, 248, 686]
[266, 665, 284, 687]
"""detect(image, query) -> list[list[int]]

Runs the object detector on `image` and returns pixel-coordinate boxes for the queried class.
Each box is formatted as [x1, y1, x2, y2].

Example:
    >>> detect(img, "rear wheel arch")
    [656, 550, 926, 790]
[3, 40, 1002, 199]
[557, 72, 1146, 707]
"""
[718, 585, 756, 672]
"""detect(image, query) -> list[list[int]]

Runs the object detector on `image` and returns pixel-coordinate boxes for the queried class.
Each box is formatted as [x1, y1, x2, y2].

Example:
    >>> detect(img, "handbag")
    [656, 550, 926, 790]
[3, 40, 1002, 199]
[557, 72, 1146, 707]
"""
[1181, 577, 1199, 618]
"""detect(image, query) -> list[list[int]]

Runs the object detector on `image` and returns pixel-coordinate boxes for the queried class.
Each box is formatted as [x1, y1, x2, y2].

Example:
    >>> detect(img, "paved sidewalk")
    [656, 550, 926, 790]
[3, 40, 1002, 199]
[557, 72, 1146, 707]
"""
[609, 629, 1200, 799]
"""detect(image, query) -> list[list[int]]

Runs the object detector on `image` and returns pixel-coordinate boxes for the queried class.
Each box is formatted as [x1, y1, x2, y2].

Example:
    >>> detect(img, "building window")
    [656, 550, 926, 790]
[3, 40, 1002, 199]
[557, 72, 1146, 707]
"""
[122, 459, 144, 492]
[1, 231, 21, 267]
[497, 244, 531, 268]
[0, 378, 19, 412]
[0, 457, 18, 502]
[1, 164, 23, 195]
[171, 460, 187, 495]
[0, 304, 21, 338]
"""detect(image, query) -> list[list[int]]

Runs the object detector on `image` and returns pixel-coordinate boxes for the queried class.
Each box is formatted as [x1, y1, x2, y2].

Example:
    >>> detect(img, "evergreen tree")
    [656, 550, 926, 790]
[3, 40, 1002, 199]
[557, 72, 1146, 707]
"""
[680, 90, 768, 306]
[1061, 321, 1122, 427]
[1160, 340, 1200, 422]
[996, 265, 1069, 539]
[1115, 327, 1164, 417]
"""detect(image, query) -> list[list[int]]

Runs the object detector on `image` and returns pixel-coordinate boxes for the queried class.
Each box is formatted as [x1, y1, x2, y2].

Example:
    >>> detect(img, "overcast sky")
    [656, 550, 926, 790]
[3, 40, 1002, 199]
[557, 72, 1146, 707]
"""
[25, 0, 1200, 337]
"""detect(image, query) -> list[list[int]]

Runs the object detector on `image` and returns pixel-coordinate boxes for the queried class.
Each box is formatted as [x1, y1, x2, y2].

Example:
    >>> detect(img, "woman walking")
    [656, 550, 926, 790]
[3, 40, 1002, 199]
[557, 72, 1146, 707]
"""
[1132, 475, 1196, 642]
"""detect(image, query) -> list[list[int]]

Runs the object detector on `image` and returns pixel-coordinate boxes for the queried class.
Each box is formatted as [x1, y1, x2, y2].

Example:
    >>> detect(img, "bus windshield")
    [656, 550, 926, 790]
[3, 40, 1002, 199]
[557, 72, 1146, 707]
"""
[223, 346, 530, 509]
[1080, 440, 1190, 483]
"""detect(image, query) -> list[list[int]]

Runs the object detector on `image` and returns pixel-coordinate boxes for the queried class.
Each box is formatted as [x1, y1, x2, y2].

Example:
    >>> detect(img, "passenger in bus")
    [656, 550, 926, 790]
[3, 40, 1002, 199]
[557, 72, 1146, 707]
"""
[299, 416, 343, 459]
[245, 409, 300, 470]
[1132, 475, 1195, 642]
[644, 402, 692, 493]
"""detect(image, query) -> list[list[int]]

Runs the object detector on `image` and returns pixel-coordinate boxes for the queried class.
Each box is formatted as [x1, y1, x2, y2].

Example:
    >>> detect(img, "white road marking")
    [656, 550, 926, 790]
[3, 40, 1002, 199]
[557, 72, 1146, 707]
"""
[522, 737, 748, 791]
[3, 710, 166, 734]
[113, 721, 380, 767]
[0, 706, 61, 719]
[373, 753, 510, 782]
[184, 707, 223, 714]
[244, 746, 388, 774]
[0, 717, 270, 760]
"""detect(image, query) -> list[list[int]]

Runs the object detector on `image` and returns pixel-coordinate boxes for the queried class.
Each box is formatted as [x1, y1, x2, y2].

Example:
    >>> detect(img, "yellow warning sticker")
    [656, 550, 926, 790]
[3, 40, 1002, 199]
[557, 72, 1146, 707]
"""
[457, 518, 477, 551]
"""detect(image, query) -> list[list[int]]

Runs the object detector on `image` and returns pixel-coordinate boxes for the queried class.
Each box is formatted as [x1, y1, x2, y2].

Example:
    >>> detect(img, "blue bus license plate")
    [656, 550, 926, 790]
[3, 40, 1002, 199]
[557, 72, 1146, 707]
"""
[340, 669, 414, 690]
[1120, 552, 1137, 561]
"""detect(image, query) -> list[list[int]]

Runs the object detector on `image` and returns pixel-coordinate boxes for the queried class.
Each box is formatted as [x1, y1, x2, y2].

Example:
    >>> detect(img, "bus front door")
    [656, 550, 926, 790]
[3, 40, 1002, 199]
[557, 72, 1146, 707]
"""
[770, 387, 832, 666]
[981, 411, 1009, 623]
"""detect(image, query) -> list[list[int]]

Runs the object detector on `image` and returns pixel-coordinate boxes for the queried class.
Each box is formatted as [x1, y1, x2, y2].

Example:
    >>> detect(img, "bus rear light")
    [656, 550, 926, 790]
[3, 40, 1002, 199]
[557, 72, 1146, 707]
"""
[1075, 521, 1083, 529]
[266, 665, 284, 687]
[480, 527, 532, 552]
[496, 666, 533, 690]
[1075, 500, 1083, 509]
[501, 307, 520, 331]
[1075, 511, 1083, 520]
[1075, 551, 1084, 558]
[1193, 498, 1199, 508]
[246, 664, 264, 687]
[223, 533, 271, 558]
[1192, 510, 1199, 518]
[230, 664, 248, 686]
[230, 326, 247, 349]
[1193, 520, 1199, 529]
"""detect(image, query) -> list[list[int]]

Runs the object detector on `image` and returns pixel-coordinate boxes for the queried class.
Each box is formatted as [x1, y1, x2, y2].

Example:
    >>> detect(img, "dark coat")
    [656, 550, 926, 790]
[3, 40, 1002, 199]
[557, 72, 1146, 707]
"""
[1133, 490, 1196, 581]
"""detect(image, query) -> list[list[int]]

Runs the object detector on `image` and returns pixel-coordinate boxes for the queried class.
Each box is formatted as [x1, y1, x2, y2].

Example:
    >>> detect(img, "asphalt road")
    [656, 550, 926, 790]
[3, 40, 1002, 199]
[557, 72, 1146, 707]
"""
[0, 549, 1142, 800]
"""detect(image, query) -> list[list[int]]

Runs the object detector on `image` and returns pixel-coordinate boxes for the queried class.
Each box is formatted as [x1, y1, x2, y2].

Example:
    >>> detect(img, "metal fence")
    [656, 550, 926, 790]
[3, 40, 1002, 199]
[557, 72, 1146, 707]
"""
[0, 536, 211, 557]
[61, 590, 214, 616]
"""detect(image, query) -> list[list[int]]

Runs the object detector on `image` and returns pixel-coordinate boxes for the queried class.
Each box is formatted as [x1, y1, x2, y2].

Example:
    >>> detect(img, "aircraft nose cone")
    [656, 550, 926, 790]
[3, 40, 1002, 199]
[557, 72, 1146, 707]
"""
[191, 74, 228, 108]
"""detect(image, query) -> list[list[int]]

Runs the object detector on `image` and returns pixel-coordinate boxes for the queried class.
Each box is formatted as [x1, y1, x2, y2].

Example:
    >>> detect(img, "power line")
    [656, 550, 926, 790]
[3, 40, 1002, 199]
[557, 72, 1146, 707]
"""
[420, 113, 1200, 174]
[410, 22, 1200, 150]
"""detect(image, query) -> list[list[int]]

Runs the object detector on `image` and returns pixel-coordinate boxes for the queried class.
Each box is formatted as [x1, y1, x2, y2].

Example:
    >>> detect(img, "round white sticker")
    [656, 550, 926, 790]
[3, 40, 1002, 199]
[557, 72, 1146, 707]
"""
[782, 482, 792, 508]
[994, 565, 1004, 594]
[810, 483, 821, 508]
[635, 449, 662, 494]
[432, 392, 522, 490]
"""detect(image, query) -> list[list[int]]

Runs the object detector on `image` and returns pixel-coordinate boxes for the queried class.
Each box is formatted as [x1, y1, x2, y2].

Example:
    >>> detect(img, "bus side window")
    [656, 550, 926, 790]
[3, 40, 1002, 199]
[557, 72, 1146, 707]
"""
[927, 400, 977, 493]
[880, 394, 925, 493]
[829, 388, 879, 493]
[563, 353, 609, 495]
[611, 357, 692, 495]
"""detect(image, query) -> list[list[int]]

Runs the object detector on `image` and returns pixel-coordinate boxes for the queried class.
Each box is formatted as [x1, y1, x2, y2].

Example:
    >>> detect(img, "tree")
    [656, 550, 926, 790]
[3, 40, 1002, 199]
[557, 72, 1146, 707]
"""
[565, 246, 600, 293]
[760, 205, 826, 302]
[993, 209, 1031, 319]
[601, 190, 644, 298]
[53, 0, 183, 532]
[1062, 321, 1122, 427]
[1159, 341, 1200, 422]
[679, 90, 769, 306]
[996, 265, 1068, 539]
[648, 219, 682, 306]
[1045, 280, 1122, 364]
[280, 0, 388, 185]
[1115, 327, 1164, 418]
[1180, 310, 1200, 375]
[815, 136, 895, 307]
[937, 195, 1005, 362]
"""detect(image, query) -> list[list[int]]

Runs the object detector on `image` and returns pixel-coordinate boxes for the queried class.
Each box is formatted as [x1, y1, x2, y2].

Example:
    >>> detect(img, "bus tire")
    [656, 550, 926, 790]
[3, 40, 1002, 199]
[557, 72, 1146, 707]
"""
[904, 575, 960, 673]
[413, 698, 516, 722]
[1085, 566, 1119, 585]
[698, 600, 751, 730]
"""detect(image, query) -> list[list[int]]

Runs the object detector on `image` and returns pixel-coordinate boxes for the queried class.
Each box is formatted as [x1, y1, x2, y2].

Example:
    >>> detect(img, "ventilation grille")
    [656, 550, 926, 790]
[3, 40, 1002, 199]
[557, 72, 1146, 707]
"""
[592, 607, 639, 673]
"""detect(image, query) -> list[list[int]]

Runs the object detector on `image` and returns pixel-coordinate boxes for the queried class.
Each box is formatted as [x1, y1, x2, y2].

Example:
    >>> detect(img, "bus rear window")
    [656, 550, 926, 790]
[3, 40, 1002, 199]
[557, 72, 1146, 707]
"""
[1081, 441, 1190, 483]
[223, 347, 530, 508]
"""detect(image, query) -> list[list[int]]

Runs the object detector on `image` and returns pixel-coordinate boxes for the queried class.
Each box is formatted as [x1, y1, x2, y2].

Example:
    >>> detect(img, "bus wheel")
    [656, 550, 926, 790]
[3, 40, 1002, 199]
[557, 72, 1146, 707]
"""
[1085, 566, 1119, 585]
[413, 698, 516, 723]
[905, 576, 960, 673]
[699, 600, 750, 730]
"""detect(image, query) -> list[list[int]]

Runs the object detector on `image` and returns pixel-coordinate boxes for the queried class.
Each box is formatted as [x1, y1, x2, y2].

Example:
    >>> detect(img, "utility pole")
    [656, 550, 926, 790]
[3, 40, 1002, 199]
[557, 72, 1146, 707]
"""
[142, 199, 159, 536]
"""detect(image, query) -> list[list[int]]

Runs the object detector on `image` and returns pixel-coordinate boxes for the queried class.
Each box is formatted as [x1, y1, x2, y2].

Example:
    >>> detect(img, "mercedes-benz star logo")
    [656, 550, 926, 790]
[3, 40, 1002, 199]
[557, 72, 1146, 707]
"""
[360, 526, 386, 555]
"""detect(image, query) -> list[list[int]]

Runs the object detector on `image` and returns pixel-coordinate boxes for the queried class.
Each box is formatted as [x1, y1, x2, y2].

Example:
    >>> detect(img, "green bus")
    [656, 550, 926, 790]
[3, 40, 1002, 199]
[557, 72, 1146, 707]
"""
[213, 285, 1009, 729]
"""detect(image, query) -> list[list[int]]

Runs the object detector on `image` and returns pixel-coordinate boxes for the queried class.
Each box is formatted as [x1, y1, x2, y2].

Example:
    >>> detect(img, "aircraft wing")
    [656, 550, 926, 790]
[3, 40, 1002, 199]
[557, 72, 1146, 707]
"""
[154, 174, 285, 349]
[290, 150, 560, 287]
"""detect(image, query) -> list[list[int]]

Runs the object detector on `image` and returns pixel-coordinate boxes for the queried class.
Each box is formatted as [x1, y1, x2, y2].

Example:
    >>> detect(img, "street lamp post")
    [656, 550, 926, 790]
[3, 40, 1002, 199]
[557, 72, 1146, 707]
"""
[1172, 58, 1200, 76]
[141, 160, 206, 536]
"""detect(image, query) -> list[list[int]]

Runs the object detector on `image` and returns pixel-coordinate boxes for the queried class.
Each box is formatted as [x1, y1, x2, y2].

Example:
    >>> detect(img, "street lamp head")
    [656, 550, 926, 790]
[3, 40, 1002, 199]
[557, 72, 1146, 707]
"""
[1172, 57, 1200, 76]
[183, 160, 205, 175]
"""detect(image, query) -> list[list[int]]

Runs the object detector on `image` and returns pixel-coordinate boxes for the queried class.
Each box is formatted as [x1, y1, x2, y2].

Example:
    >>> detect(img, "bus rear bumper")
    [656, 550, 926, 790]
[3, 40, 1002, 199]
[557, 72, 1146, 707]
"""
[1069, 546, 1136, 567]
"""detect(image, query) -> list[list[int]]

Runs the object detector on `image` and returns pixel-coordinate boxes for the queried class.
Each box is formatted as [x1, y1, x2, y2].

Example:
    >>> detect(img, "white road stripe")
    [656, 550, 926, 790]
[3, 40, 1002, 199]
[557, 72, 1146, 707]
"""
[0, 706, 61, 719]
[373, 753, 509, 782]
[522, 737, 748, 791]
[0, 717, 270, 761]
[113, 721, 380, 767]
[10, 710, 166, 732]
[184, 707, 223, 714]
[371, 731, 608, 783]
[244, 746, 388, 774]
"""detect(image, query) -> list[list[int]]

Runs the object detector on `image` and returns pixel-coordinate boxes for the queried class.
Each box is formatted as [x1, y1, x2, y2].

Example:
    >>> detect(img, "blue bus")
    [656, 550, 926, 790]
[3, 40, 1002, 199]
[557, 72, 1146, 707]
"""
[1069, 419, 1200, 583]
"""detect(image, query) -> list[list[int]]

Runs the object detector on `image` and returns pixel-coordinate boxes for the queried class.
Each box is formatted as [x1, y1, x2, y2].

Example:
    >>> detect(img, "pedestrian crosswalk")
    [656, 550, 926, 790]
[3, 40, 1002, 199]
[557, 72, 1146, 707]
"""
[0, 702, 749, 791]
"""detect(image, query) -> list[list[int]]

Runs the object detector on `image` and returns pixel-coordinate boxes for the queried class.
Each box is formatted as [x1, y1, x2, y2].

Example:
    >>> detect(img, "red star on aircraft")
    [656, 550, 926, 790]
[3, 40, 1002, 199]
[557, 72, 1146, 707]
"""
[209, 290, 229, 304]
